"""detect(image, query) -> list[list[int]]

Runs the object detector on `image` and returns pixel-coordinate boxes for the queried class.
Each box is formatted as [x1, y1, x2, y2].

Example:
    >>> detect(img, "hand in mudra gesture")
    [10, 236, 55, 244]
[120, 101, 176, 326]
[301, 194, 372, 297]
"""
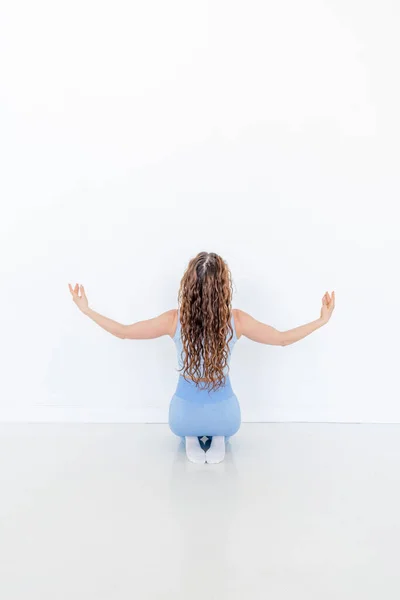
[320, 291, 335, 323]
[68, 283, 89, 314]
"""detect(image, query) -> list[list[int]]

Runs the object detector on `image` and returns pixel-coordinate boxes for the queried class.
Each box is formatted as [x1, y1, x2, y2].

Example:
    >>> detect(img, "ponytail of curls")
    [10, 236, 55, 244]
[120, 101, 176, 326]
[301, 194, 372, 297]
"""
[177, 252, 234, 392]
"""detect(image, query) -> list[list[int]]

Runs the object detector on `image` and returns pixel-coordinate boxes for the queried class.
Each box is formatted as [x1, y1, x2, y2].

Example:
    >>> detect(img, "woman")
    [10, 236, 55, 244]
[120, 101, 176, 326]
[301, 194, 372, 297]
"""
[68, 252, 335, 464]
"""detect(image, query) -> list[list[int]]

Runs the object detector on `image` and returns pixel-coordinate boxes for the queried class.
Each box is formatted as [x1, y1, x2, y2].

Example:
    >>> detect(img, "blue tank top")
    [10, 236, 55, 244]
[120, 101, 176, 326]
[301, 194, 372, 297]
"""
[173, 308, 237, 376]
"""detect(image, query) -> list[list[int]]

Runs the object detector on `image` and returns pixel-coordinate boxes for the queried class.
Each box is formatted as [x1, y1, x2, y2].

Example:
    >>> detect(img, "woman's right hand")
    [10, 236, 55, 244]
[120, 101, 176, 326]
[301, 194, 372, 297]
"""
[320, 291, 335, 323]
[68, 283, 90, 314]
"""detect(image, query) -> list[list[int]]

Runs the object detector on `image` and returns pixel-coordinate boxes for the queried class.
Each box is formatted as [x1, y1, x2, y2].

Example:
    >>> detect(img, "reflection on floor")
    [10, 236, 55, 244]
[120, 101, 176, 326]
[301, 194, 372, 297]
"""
[1, 422, 400, 600]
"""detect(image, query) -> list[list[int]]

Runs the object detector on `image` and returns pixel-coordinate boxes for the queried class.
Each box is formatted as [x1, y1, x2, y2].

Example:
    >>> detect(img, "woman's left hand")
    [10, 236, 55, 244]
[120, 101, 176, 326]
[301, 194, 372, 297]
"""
[320, 291, 335, 323]
[68, 283, 89, 314]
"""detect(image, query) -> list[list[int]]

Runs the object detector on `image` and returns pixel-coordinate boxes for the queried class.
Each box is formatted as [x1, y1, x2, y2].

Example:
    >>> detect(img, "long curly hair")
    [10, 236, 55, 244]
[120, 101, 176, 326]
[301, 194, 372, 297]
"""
[177, 252, 234, 391]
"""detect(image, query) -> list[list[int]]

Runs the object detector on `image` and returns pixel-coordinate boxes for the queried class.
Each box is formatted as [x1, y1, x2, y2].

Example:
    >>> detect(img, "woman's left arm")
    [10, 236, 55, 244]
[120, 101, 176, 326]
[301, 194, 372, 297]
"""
[68, 283, 176, 339]
[120, 310, 176, 339]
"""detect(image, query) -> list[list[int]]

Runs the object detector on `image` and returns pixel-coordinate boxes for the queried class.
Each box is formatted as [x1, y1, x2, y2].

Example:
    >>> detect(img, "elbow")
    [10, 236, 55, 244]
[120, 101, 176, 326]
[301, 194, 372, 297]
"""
[279, 333, 289, 346]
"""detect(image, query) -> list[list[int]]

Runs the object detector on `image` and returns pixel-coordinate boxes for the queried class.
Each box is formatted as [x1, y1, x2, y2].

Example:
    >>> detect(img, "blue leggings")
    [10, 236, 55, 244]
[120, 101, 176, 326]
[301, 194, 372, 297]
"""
[168, 375, 241, 438]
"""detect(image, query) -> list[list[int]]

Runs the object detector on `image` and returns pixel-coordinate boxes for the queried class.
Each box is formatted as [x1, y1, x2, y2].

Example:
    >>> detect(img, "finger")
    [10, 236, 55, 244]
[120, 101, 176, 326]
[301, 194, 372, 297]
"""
[332, 290, 335, 309]
[68, 283, 73, 296]
[326, 292, 331, 306]
[74, 283, 79, 294]
[80, 284, 87, 298]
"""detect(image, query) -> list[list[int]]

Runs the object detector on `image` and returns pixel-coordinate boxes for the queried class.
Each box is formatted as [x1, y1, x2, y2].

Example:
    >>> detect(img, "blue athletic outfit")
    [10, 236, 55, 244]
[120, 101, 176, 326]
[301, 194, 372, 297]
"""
[168, 309, 241, 438]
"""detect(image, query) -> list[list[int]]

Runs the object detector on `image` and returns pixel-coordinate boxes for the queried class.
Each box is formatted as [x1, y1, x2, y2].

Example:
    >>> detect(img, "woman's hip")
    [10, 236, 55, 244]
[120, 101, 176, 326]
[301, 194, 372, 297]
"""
[168, 391, 241, 437]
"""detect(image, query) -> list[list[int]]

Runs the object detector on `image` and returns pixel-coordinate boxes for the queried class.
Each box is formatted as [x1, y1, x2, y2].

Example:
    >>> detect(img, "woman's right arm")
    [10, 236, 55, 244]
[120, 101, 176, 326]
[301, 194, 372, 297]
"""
[235, 291, 335, 346]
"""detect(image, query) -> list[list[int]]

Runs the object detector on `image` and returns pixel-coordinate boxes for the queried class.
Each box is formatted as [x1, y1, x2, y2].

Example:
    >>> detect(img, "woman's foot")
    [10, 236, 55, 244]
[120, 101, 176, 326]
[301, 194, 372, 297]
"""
[206, 436, 225, 463]
[185, 436, 206, 464]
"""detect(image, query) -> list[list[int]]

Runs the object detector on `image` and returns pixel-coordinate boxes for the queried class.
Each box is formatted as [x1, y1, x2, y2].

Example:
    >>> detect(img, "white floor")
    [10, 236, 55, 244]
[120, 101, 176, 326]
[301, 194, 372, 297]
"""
[1, 423, 400, 599]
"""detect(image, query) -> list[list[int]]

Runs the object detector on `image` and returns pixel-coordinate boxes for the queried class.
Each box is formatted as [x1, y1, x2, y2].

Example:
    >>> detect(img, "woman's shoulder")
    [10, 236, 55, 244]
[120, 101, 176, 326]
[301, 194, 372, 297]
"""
[232, 308, 243, 340]
[170, 308, 179, 339]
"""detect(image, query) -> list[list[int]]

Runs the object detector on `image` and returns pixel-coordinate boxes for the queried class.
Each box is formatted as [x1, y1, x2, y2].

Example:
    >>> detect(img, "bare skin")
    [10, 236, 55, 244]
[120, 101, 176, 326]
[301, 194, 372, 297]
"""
[68, 283, 335, 356]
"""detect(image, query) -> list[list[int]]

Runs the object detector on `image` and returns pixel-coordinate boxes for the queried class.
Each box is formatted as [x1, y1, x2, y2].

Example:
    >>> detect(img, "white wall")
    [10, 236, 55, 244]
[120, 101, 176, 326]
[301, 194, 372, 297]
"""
[1, 0, 399, 423]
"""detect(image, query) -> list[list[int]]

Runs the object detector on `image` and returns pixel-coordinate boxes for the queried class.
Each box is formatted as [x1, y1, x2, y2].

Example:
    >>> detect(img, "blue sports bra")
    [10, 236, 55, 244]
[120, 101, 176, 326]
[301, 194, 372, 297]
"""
[173, 308, 237, 375]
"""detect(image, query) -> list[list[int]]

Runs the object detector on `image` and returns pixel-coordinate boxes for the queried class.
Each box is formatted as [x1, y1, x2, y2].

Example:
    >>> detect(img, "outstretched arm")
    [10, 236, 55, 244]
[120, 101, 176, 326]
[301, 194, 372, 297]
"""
[68, 283, 176, 339]
[236, 291, 335, 346]
[120, 310, 176, 339]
